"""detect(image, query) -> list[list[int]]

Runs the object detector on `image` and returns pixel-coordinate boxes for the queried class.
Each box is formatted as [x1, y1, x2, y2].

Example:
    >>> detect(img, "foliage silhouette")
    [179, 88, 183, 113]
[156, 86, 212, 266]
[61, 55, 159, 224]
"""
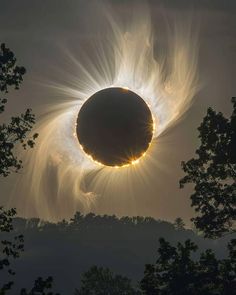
[139, 98, 236, 294]
[0, 208, 60, 295]
[0, 207, 24, 294]
[173, 218, 185, 230]
[0, 44, 57, 294]
[0, 43, 38, 177]
[180, 98, 236, 238]
[74, 266, 140, 295]
[1, 210, 235, 294]
[6, 211, 231, 294]
[20, 277, 59, 295]
[140, 237, 236, 295]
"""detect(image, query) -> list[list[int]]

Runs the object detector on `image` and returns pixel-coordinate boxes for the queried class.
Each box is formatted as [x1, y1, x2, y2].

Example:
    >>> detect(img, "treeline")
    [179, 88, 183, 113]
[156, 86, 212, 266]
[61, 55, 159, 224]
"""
[2, 211, 235, 294]
[13, 213, 179, 232]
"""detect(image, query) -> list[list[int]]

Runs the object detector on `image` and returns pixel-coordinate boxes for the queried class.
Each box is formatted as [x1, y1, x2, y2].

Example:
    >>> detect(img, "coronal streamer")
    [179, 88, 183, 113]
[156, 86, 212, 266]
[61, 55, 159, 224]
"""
[12, 4, 198, 221]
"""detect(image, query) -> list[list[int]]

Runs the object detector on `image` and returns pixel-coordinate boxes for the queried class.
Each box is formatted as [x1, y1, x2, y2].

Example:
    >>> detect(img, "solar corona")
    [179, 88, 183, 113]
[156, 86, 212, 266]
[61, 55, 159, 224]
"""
[76, 87, 154, 167]
[14, 5, 199, 221]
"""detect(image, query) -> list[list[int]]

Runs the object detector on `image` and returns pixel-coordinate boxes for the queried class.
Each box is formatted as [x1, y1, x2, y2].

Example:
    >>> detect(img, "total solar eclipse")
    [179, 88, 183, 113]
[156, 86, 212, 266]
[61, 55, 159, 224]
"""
[76, 87, 154, 167]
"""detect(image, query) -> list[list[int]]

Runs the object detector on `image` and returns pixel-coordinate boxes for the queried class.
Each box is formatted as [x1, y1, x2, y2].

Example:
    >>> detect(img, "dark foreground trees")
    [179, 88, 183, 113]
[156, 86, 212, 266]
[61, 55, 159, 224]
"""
[0, 207, 24, 294]
[0, 44, 58, 295]
[74, 236, 236, 295]
[180, 98, 236, 238]
[0, 42, 33, 294]
[140, 99, 236, 295]
[0, 208, 59, 295]
[0, 43, 38, 177]
[76, 100, 236, 294]
[75, 266, 140, 295]
[140, 238, 236, 295]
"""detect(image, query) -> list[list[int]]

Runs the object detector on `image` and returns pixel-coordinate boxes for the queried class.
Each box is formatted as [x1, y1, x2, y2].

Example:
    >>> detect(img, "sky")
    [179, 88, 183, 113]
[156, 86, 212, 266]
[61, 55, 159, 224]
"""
[0, 0, 236, 225]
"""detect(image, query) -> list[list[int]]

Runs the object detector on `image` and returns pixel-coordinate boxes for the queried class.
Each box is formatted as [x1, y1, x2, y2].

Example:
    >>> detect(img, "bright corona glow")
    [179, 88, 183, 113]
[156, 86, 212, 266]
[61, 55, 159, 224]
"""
[13, 5, 199, 221]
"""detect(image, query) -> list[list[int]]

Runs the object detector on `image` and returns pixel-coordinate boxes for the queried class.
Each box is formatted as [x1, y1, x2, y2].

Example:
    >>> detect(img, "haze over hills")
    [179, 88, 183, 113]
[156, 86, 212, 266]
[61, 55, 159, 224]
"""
[1, 213, 234, 294]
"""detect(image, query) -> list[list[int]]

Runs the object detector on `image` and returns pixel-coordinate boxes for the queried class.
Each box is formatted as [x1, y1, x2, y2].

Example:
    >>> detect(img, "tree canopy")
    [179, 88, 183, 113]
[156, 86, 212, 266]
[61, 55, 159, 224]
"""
[180, 98, 236, 238]
[140, 237, 236, 295]
[0, 44, 56, 295]
[75, 266, 140, 295]
[0, 207, 24, 294]
[0, 43, 38, 177]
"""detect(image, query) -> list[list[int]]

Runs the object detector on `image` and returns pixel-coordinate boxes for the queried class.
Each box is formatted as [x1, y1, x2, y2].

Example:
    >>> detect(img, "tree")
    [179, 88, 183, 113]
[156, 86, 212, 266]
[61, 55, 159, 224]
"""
[0, 43, 38, 177]
[0, 44, 57, 294]
[0, 208, 60, 295]
[140, 98, 236, 294]
[20, 277, 59, 295]
[180, 98, 236, 238]
[0, 207, 24, 294]
[75, 266, 140, 295]
[140, 237, 236, 295]
[173, 218, 185, 230]
[140, 238, 198, 295]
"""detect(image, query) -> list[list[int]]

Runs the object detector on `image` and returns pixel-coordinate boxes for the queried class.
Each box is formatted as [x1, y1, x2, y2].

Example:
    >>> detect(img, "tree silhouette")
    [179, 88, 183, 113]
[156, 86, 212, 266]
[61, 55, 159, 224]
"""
[0, 44, 57, 294]
[0, 207, 24, 294]
[0, 43, 38, 177]
[180, 98, 236, 238]
[0, 207, 59, 295]
[20, 277, 59, 295]
[75, 266, 140, 295]
[173, 218, 185, 230]
[140, 237, 236, 295]
[140, 98, 236, 294]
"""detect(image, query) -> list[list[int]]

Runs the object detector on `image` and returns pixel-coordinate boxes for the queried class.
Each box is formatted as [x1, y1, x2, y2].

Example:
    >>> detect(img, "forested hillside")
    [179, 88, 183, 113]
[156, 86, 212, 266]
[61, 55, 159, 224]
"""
[1, 213, 234, 294]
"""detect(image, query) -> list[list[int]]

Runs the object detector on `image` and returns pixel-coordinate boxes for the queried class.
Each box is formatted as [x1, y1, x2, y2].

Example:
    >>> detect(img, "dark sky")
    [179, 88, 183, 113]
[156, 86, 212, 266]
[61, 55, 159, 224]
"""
[0, 0, 236, 224]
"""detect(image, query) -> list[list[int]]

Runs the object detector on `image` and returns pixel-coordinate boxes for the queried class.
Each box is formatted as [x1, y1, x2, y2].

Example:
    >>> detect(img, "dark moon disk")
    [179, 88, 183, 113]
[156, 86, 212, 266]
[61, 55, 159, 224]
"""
[76, 87, 154, 167]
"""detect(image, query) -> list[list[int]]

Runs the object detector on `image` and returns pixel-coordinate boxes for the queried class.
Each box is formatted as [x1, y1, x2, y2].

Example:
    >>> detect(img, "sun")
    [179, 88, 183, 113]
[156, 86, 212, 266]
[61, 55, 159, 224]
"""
[76, 87, 154, 168]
